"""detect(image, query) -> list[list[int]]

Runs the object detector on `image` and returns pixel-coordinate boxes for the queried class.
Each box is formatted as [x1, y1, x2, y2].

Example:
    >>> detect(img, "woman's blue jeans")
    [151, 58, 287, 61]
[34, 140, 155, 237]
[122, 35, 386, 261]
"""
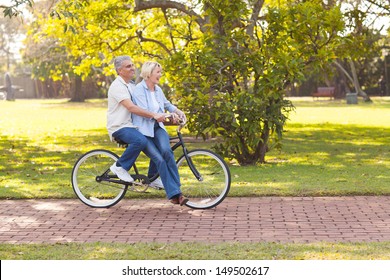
[143, 125, 181, 199]
[112, 127, 147, 171]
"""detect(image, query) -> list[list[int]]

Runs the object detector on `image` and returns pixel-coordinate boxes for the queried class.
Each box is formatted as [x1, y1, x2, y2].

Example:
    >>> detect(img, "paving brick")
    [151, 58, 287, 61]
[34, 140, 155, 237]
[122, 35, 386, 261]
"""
[0, 197, 390, 243]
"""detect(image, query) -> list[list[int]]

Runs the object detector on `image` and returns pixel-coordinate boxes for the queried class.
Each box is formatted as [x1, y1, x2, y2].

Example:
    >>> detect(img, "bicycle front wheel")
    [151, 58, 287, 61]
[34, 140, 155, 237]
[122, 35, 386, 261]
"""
[177, 149, 231, 209]
[71, 149, 127, 208]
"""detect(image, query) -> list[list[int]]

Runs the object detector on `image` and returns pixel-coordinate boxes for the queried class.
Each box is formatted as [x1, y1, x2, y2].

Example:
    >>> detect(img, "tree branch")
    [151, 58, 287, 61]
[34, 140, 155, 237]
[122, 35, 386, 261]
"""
[1, 0, 32, 18]
[136, 30, 172, 55]
[247, 0, 265, 37]
[108, 35, 138, 52]
[334, 59, 371, 101]
[364, 0, 390, 13]
[133, 0, 206, 31]
[162, 8, 177, 52]
[333, 60, 354, 84]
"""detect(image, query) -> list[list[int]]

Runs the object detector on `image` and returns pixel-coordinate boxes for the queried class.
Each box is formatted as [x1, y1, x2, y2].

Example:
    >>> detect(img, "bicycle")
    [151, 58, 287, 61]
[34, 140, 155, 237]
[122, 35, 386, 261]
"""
[71, 118, 231, 209]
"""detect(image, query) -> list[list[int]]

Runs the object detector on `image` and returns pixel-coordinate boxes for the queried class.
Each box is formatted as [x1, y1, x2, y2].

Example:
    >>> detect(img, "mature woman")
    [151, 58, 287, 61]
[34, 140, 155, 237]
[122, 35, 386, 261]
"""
[132, 61, 188, 206]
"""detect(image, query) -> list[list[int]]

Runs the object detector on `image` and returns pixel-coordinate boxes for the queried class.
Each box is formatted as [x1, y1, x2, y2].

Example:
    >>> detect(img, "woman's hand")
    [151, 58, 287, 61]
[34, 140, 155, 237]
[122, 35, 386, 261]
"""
[153, 113, 168, 122]
[174, 109, 187, 124]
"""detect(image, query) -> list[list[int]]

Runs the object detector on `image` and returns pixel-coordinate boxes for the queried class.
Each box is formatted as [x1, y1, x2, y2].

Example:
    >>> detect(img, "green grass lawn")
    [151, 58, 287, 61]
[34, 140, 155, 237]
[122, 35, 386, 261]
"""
[1, 97, 389, 199]
[1, 96, 389, 260]
[1, 241, 390, 260]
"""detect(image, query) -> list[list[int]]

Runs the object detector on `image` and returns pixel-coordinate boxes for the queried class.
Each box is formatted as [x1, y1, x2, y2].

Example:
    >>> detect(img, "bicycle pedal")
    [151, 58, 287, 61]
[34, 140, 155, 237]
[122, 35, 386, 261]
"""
[129, 181, 144, 186]
[149, 185, 164, 191]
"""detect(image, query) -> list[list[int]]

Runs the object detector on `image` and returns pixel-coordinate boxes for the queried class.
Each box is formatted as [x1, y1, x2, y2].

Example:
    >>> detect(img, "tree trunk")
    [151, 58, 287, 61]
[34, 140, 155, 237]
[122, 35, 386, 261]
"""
[255, 120, 270, 164]
[69, 75, 85, 102]
[334, 60, 372, 102]
[348, 60, 372, 102]
[5, 73, 15, 101]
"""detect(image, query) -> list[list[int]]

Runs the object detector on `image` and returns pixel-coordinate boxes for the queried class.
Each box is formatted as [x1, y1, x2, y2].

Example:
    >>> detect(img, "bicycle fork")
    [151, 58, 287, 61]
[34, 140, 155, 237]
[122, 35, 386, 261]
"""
[182, 147, 203, 181]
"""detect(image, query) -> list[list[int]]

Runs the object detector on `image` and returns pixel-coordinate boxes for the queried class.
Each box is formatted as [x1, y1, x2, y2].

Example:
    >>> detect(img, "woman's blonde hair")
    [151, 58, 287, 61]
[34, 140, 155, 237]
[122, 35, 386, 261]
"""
[140, 61, 161, 80]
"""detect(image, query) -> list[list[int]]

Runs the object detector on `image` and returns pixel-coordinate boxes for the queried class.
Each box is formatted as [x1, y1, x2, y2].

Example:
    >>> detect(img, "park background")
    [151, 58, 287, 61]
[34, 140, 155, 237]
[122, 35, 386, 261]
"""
[1, 0, 390, 260]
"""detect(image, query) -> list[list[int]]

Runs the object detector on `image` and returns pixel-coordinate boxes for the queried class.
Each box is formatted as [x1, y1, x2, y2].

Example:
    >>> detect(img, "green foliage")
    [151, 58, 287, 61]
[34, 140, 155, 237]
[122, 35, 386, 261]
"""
[25, 0, 345, 164]
[1, 0, 32, 18]
[338, 7, 383, 60]
[0, 15, 25, 72]
[167, 1, 344, 164]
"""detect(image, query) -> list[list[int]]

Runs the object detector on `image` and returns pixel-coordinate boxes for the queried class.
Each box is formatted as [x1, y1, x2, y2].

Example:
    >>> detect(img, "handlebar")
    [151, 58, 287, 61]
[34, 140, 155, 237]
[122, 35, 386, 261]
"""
[164, 113, 186, 132]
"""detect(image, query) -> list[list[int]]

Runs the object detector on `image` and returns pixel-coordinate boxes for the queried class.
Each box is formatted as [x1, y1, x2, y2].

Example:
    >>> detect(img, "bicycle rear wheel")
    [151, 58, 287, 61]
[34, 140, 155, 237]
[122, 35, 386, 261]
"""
[177, 149, 231, 209]
[71, 149, 127, 208]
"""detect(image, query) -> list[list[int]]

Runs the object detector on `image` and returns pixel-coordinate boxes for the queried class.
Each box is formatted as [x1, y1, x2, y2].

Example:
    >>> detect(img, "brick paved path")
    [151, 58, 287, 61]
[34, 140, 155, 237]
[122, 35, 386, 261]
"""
[1, 197, 389, 244]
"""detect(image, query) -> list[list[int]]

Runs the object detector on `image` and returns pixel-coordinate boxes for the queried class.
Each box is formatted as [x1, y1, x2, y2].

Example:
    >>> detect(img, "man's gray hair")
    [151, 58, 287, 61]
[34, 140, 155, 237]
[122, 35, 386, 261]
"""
[114, 55, 132, 74]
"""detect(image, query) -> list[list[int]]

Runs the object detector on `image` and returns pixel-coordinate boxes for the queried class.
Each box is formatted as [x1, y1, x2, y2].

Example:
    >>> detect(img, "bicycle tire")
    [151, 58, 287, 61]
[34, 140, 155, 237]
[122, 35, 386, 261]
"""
[71, 149, 127, 208]
[177, 149, 231, 209]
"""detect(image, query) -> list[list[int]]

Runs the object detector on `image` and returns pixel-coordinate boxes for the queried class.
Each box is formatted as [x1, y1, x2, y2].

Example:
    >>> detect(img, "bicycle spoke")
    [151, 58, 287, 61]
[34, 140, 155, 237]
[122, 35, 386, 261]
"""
[71, 150, 127, 208]
[177, 149, 230, 209]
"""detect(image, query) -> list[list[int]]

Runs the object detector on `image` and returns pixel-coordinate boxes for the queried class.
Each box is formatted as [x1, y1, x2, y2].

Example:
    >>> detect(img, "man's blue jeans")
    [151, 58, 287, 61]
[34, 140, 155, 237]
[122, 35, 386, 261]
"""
[112, 127, 147, 171]
[143, 125, 181, 199]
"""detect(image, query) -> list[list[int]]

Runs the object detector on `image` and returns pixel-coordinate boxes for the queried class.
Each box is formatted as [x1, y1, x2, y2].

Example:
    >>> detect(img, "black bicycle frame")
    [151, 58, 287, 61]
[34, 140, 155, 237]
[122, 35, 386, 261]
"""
[171, 130, 202, 181]
[99, 127, 203, 185]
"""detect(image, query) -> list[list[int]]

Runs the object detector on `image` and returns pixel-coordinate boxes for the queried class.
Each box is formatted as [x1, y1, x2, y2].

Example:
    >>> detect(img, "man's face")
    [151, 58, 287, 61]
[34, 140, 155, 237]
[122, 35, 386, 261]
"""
[119, 60, 135, 82]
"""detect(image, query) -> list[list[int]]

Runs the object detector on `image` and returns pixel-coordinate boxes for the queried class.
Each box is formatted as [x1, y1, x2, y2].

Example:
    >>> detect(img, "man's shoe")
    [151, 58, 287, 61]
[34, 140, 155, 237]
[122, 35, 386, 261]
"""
[150, 177, 164, 190]
[170, 195, 188, 206]
[110, 163, 134, 183]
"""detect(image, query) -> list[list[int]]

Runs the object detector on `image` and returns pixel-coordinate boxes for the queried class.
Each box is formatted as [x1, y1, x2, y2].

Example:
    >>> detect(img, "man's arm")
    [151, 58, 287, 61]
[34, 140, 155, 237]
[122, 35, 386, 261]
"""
[120, 99, 166, 122]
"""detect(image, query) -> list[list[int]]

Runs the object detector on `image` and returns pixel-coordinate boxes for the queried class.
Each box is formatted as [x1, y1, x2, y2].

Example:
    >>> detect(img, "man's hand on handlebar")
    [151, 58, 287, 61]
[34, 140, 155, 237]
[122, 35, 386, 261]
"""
[162, 112, 186, 125]
[153, 113, 168, 122]
[154, 110, 186, 125]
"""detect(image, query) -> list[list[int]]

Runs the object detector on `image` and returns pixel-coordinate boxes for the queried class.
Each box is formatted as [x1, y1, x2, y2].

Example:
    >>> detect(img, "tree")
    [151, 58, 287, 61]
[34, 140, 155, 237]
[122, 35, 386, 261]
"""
[294, 0, 389, 99]
[329, 0, 390, 101]
[163, 1, 344, 164]
[29, 0, 344, 164]
[23, 0, 92, 101]
[1, 0, 32, 18]
[333, 0, 385, 102]
[0, 16, 25, 71]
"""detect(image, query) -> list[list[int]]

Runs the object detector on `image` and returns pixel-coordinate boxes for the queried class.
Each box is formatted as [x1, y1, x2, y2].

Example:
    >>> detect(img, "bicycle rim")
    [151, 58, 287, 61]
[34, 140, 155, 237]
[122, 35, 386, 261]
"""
[71, 149, 127, 208]
[177, 149, 231, 209]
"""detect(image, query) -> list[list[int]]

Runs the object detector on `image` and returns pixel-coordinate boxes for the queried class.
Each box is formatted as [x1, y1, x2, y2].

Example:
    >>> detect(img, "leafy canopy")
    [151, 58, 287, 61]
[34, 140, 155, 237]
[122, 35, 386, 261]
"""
[30, 0, 344, 164]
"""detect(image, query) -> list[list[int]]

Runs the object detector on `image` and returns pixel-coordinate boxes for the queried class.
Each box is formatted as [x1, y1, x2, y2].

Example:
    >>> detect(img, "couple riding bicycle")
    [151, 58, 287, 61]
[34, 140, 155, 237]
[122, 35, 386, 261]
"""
[107, 57, 188, 206]
[71, 56, 230, 210]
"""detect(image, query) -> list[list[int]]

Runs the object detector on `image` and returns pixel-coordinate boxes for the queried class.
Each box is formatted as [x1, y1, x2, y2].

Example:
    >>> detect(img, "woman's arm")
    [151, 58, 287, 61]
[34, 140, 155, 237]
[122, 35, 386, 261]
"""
[157, 87, 186, 122]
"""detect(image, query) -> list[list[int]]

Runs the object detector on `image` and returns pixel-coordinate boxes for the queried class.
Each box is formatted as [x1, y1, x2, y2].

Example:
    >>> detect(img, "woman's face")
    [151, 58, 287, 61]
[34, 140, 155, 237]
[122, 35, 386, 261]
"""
[149, 65, 162, 85]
